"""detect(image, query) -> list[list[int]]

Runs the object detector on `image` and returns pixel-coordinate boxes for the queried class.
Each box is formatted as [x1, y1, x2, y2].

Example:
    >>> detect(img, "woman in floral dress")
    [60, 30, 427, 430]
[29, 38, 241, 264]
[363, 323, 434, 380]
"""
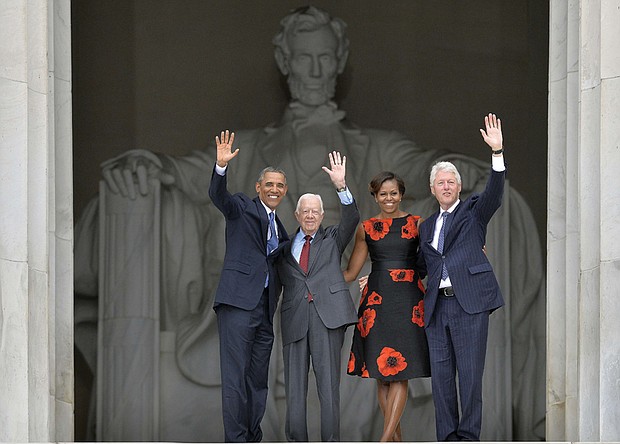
[344, 171, 430, 442]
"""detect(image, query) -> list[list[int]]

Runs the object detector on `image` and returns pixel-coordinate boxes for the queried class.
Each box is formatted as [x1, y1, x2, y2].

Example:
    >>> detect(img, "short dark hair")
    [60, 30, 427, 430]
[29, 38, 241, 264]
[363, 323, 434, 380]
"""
[257, 166, 287, 184]
[368, 171, 405, 197]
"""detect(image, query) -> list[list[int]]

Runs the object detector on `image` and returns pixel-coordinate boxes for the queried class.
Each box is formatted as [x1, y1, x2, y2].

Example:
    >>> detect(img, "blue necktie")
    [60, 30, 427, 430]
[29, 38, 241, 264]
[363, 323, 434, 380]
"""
[267, 212, 279, 254]
[265, 212, 278, 287]
[437, 212, 449, 280]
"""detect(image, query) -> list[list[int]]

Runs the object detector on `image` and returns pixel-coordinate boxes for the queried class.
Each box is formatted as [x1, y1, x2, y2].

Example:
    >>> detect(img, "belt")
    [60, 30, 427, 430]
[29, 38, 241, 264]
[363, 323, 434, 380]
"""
[438, 286, 455, 297]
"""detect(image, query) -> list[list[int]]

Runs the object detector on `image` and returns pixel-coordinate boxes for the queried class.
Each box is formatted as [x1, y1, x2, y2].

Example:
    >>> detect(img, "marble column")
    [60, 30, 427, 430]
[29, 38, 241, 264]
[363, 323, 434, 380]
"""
[0, 1, 74, 441]
[547, 0, 620, 441]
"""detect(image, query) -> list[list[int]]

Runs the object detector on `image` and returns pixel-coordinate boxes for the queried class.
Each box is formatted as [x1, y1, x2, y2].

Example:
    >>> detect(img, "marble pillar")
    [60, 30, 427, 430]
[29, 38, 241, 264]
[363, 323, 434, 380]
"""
[547, 0, 620, 440]
[0, 0, 74, 441]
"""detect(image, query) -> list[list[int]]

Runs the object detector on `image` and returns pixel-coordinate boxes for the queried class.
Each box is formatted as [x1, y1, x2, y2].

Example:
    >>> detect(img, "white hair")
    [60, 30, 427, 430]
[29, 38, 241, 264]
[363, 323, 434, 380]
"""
[295, 193, 324, 214]
[429, 161, 462, 186]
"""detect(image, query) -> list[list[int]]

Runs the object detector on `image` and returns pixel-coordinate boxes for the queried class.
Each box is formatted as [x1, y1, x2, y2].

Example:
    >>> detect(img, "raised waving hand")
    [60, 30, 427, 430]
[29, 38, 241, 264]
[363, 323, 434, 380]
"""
[321, 150, 347, 191]
[479, 113, 503, 152]
[215, 130, 240, 168]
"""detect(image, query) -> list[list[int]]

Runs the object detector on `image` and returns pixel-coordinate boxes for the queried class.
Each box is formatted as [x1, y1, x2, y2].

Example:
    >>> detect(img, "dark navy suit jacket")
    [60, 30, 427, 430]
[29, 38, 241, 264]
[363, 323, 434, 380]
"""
[419, 169, 505, 326]
[209, 167, 289, 322]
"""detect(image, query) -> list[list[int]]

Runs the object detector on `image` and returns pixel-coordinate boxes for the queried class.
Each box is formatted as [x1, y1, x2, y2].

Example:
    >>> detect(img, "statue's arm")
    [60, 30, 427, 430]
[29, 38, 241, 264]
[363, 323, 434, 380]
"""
[159, 149, 215, 204]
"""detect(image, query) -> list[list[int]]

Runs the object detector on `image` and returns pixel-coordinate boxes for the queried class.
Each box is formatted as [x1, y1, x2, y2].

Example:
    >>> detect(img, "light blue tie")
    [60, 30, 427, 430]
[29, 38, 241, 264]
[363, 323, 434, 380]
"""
[437, 212, 449, 280]
[265, 212, 278, 287]
[267, 212, 278, 254]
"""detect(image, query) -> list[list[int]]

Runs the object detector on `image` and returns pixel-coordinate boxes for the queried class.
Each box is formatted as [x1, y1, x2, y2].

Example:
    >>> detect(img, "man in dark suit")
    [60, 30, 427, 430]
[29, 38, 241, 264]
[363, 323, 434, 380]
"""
[274, 151, 359, 442]
[209, 129, 289, 442]
[418, 114, 506, 441]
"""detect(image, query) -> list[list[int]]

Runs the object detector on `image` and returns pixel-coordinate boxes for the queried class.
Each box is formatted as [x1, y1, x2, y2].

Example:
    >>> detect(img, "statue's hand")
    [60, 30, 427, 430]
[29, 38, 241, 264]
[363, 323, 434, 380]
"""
[101, 149, 175, 199]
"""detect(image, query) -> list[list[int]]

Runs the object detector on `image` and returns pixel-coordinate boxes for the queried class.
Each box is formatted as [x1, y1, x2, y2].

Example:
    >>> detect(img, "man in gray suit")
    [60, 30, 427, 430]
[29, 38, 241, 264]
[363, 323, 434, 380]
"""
[274, 151, 359, 442]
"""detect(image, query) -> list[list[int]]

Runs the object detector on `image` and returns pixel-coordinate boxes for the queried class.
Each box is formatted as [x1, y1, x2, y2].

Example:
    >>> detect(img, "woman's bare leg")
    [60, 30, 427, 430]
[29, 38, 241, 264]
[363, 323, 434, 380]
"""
[377, 380, 389, 416]
[379, 380, 408, 442]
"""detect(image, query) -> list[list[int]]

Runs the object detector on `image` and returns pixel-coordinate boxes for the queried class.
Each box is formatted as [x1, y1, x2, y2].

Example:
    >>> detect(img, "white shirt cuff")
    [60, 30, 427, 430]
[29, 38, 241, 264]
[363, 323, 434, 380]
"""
[492, 154, 506, 172]
[215, 164, 227, 176]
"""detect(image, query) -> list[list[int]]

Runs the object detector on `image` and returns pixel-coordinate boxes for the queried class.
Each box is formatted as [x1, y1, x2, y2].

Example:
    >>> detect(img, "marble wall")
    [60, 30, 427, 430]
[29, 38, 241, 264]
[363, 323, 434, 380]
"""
[547, 0, 620, 440]
[0, 0, 74, 441]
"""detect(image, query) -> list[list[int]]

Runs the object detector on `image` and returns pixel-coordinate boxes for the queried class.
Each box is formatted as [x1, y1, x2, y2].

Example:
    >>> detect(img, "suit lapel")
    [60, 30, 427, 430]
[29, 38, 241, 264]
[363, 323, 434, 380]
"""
[306, 226, 325, 273]
[254, 197, 269, 246]
[287, 226, 325, 274]
[443, 202, 463, 251]
[275, 214, 288, 242]
[285, 229, 305, 273]
[426, 212, 440, 250]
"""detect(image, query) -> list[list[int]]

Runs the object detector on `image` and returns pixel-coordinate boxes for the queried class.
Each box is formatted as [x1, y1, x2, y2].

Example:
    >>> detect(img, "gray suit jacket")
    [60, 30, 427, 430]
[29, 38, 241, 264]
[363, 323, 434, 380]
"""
[275, 199, 360, 346]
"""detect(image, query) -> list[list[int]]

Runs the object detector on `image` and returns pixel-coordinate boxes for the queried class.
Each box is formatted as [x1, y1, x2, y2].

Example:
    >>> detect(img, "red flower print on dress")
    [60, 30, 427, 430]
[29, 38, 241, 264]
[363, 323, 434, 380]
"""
[359, 284, 369, 307]
[361, 363, 369, 378]
[357, 308, 376, 338]
[401, 215, 420, 239]
[363, 218, 392, 241]
[348, 352, 355, 373]
[377, 347, 408, 377]
[389, 269, 415, 282]
[412, 300, 425, 327]
[367, 291, 383, 306]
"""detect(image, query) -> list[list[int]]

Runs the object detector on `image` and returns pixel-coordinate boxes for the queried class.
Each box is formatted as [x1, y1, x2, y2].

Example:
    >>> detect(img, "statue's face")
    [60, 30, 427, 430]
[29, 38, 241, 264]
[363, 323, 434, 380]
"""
[286, 25, 339, 106]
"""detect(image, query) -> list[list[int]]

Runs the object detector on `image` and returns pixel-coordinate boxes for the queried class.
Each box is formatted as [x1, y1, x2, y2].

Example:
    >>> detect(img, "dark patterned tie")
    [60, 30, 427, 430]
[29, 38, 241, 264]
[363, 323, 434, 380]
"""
[438, 212, 449, 280]
[299, 235, 313, 301]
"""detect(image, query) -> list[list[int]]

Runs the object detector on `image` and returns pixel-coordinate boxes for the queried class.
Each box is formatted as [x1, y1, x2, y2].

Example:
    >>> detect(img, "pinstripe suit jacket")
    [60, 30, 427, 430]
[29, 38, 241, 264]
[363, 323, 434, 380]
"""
[419, 168, 505, 326]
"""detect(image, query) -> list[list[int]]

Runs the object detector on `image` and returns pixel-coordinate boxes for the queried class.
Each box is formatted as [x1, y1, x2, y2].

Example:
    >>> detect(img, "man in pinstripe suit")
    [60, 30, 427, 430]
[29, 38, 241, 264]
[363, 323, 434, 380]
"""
[418, 113, 505, 441]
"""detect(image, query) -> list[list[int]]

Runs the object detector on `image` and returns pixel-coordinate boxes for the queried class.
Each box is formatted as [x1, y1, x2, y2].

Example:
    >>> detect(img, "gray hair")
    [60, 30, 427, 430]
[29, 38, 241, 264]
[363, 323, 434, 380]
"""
[257, 166, 287, 184]
[273, 6, 349, 65]
[429, 161, 462, 186]
[295, 193, 324, 214]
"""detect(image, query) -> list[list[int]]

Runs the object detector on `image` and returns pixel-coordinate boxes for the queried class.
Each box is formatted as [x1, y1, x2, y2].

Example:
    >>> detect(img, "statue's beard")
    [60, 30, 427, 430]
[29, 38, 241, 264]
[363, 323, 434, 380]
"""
[287, 76, 337, 106]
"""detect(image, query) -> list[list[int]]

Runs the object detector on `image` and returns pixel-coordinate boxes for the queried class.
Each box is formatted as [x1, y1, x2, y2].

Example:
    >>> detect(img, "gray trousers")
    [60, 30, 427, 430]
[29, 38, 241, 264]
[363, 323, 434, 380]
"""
[282, 302, 346, 442]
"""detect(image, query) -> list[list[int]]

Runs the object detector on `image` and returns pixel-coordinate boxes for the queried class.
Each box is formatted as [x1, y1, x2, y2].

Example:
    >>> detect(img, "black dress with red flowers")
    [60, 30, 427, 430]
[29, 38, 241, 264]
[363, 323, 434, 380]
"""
[347, 215, 431, 381]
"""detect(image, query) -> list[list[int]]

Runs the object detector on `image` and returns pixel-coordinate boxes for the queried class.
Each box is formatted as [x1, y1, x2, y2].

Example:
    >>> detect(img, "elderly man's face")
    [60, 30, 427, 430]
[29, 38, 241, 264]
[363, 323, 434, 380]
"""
[431, 170, 462, 211]
[286, 25, 339, 106]
[295, 196, 324, 235]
